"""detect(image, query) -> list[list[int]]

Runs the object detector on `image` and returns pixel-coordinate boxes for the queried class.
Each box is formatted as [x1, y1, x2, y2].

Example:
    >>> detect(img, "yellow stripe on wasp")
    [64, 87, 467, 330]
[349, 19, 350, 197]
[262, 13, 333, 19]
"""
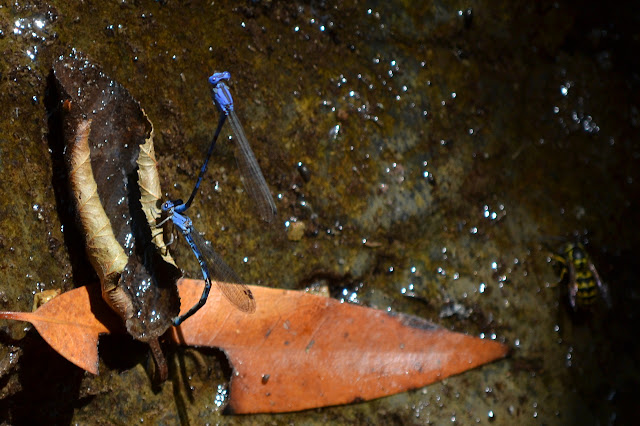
[551, 243, 612, 311]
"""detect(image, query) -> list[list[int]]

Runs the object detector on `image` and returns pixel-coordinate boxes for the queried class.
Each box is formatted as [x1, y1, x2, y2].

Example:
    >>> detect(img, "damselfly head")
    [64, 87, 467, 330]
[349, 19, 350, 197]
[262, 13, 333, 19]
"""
[208, 71, 231, 86]
[161, 200, 174, 212]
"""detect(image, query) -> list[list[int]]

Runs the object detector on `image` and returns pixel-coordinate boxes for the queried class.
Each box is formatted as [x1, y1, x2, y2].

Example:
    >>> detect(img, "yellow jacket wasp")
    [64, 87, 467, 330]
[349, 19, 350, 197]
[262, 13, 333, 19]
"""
[552, 243, 612, 311]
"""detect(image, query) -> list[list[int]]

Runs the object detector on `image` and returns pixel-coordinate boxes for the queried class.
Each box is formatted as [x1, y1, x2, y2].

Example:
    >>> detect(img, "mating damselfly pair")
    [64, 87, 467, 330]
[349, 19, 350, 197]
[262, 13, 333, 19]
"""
[159, 72, 277, 326]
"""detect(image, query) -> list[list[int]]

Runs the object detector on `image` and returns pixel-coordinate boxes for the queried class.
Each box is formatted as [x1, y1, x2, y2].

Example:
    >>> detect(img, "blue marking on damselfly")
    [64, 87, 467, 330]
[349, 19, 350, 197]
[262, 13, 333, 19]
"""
[158, 200, 256, 326]
[159, 71, 275, 325]
[207, 71, 277, 223]
[181, 72, 277, 222]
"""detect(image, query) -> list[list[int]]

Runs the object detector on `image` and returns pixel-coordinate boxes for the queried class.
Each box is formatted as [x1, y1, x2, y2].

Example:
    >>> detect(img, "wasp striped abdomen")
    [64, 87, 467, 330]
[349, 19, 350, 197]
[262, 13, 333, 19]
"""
[553, 243, 611, 311]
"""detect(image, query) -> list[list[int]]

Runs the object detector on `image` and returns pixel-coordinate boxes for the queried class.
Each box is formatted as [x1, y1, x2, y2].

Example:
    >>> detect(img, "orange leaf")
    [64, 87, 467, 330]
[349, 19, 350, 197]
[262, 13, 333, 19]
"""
[0, 285, 122, 374]
[170, 279, 509, 414]
[0, 280, 508, 414]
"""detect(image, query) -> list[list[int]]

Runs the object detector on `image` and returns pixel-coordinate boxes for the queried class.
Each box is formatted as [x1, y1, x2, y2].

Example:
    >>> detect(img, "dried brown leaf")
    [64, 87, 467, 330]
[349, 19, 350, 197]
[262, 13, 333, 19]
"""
[66, 118, 129, 307]
[137, 126, 177, 267]
[53, 53, 180, 345]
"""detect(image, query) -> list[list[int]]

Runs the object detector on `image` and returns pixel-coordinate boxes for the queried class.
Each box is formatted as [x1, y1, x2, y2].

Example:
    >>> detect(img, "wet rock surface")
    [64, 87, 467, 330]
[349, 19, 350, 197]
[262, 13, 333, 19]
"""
[0, 1, 638, 423]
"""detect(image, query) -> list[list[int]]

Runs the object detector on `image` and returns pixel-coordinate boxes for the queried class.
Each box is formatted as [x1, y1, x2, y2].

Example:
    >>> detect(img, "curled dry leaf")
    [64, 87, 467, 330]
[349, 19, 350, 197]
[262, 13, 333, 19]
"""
[52, 52, 181, 378]
[65, 118, 128, 309]
[137, 134, 177, 267]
